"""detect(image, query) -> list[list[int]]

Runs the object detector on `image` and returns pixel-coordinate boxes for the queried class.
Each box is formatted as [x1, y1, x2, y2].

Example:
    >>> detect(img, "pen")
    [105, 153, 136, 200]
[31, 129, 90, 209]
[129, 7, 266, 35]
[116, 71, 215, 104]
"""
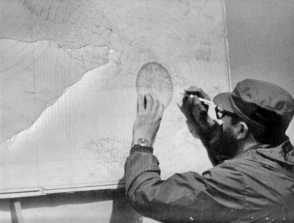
[195, 97, 215, 106]
[181, 92, 216, 106]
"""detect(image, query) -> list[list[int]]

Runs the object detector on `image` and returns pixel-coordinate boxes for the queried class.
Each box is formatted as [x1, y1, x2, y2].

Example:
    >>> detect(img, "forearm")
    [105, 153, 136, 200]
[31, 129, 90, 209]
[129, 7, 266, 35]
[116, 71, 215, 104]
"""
[125, 151, 200, 222]
[124, 151, 163, 220]
[125, 150, 160, 193]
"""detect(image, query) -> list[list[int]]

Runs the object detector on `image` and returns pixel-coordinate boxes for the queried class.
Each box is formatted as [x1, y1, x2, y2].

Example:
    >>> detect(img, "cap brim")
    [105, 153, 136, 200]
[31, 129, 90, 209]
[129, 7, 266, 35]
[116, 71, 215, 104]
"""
[213, 93, 235, 113]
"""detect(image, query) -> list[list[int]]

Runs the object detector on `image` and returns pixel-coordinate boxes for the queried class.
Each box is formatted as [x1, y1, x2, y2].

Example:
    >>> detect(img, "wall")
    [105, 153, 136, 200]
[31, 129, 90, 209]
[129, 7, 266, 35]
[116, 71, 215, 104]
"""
[226, 0, 294, 141]
[1, 0, 294, 222]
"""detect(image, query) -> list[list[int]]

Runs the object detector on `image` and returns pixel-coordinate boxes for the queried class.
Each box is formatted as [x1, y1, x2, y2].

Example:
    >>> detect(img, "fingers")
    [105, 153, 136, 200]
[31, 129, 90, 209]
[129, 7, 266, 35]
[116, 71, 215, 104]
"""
[146, 95, 164, 119]
[192, 96, 207, 114]
[137, 94, 144, 113]
[145, 94, 153, 112]
[137, 94, 164, 115]
[184, 86, 210, 100]
[156, 102, 165, 120]
[185, 94, 207, 114]
[152, 96, 160, 114]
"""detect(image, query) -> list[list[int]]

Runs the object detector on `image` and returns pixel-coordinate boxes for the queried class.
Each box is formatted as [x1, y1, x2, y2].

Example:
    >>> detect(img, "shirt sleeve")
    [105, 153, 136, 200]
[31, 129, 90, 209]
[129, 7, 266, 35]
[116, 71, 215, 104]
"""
[125, 151, 247, 222]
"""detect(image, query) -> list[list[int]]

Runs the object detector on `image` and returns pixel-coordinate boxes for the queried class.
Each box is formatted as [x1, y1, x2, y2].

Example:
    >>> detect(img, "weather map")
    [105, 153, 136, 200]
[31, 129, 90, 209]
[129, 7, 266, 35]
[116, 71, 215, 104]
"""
[0, 0, 230, 197]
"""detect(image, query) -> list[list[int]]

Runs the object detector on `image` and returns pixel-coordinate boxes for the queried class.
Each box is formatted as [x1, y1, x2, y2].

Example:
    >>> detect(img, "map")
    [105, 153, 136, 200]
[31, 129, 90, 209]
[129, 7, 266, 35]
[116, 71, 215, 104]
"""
[0, 0, 230, 197]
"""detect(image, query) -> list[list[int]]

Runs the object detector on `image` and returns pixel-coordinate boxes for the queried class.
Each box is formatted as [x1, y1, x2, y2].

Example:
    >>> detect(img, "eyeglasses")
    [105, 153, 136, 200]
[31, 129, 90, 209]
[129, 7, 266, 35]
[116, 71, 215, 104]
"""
[215, 106, 237, 120]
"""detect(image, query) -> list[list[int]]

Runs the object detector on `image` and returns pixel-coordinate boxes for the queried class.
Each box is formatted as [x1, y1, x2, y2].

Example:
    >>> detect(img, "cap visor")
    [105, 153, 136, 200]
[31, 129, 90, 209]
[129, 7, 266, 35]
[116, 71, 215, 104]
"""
[213, 93, 234, 113]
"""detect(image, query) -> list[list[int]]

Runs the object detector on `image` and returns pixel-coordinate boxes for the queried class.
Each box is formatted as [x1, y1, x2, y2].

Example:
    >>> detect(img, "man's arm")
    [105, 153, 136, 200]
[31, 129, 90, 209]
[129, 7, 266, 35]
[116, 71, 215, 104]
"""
[180, 86, 225, 164]
[125, 94, 246, 222]
[125, 150, 246, 222]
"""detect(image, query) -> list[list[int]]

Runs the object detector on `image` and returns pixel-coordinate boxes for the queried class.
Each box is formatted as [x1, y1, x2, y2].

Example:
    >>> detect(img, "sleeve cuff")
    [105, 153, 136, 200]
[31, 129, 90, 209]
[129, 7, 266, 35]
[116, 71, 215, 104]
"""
[130, 145, 153, 155]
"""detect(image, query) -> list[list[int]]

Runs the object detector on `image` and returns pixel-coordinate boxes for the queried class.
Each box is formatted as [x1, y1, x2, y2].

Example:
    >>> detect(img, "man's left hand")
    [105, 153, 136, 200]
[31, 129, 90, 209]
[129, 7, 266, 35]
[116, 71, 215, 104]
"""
[132, 94, 165, 146]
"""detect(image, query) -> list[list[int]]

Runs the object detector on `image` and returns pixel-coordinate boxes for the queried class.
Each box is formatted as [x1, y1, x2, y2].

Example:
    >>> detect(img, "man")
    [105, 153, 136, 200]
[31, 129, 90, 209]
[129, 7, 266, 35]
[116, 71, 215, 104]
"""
[125, 79, 294, 222]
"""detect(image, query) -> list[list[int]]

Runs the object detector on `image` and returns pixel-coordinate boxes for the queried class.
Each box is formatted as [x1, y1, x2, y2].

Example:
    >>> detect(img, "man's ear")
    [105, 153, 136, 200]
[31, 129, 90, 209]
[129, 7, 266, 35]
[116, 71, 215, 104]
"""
[236, 121, 249, 140]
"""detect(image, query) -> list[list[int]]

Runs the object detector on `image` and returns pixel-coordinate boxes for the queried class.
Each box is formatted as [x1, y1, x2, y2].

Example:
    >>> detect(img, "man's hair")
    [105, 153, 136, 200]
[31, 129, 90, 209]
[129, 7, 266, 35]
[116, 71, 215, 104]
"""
[231, 114, 287, 146]
[229, 116, 241, 126]
[251, 117, 288, 146]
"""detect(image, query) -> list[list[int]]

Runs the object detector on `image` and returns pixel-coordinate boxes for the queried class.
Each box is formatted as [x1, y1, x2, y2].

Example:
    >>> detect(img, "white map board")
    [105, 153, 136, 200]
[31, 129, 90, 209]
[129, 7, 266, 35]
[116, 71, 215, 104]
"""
[0, 0, 230, 197]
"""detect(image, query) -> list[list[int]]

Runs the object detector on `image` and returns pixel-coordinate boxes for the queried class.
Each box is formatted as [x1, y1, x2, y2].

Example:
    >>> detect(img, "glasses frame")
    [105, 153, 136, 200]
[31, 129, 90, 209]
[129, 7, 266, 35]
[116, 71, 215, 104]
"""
[215, 106, 237, 120]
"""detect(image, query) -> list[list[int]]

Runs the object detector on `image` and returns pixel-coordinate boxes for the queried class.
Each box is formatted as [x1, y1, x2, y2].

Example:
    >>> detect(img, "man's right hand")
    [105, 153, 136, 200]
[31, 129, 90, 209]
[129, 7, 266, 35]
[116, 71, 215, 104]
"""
[180, 86, 215, 130]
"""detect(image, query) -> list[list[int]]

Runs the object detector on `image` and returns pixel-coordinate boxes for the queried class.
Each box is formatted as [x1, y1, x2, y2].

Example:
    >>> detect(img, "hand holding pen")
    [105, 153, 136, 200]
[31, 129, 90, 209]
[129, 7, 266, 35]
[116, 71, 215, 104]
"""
[180, 86, 215, 130]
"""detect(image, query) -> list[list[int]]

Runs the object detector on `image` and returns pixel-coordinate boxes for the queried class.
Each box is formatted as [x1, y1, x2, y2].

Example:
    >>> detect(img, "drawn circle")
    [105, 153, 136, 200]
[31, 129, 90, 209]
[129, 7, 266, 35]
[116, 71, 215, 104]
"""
[136, 62, 173, 108]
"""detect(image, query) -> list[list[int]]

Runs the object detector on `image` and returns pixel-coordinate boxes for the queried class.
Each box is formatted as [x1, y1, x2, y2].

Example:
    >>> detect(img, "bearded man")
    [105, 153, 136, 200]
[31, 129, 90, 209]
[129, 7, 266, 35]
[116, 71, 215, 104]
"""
[125, 79, 294, 222]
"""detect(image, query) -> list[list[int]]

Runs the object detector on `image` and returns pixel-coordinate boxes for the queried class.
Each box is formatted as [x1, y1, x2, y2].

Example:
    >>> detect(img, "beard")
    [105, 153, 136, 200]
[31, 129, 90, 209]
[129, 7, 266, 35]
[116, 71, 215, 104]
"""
[211, 127, 239, 163]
